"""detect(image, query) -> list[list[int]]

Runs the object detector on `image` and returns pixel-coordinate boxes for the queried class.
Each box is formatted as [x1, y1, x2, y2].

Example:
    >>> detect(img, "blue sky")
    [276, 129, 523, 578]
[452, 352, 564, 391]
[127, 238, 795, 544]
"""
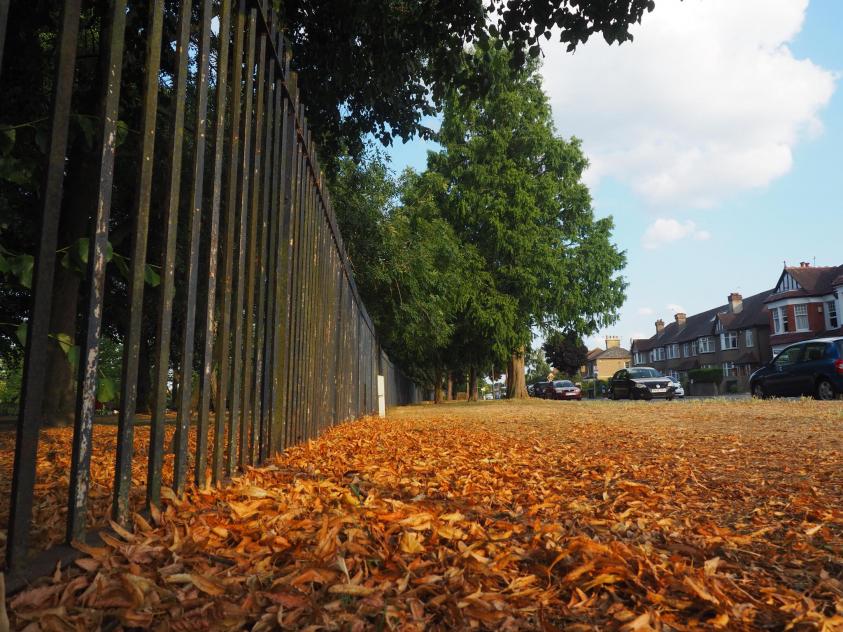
[383, 0, 841, 352]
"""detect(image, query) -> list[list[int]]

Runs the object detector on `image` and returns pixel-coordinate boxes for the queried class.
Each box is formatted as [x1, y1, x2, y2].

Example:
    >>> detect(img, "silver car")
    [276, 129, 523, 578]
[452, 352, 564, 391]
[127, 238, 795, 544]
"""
[666, 376, 685, 397]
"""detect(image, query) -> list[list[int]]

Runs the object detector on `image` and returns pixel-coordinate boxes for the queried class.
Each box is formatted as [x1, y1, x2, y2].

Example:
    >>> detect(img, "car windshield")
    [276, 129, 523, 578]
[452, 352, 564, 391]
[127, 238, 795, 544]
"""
[554, 380, 574, 387]
[628, 368, 661, 379]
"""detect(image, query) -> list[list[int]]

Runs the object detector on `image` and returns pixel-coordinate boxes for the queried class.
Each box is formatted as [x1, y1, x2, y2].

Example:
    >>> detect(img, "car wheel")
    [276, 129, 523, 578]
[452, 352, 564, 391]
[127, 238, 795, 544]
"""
[667, 396, 674, 401]
[816, 378, 836, 401]
[752, 383, 766, 399]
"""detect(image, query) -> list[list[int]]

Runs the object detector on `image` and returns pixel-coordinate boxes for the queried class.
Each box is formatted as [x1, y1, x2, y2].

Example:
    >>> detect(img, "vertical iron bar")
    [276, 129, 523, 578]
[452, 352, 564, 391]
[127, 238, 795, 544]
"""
[262, 41, 283, 461]
[273, 65, 296, 454]
[173, 0, 213, 495]
[113, 0, 164, 525]
[253, 22, 275, 464]
[229, 6, 256, 473]
[67, 0, 128, 542]
[196, 0, 231, 488]
[216, 0, 246, 482]
[149, 0, 191, 509]
[5, 0, 82, 570]
[193, 0, 231, 486]
[239, 28, 266, 468]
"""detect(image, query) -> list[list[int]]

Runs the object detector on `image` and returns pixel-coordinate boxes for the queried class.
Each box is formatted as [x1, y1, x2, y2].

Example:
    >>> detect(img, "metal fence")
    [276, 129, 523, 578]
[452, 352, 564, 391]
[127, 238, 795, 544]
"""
[0, 0, 419, 585]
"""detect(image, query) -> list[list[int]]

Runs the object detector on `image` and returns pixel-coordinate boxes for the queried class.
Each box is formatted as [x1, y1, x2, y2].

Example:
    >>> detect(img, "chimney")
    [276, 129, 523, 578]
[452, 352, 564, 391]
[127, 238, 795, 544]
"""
[605, 336, 620, 350]
[800, 261, 811, 268]
[729, 292, 743, 314]
[674, 312, 687, 326]
[655, 319, 665, 335]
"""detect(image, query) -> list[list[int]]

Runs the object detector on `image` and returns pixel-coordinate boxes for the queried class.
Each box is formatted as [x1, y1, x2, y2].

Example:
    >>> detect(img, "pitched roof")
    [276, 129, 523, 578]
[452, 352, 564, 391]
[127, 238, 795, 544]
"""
[586, 348, 603, 361]
[631, 288, 774, 351]
[597, 346, 631, 360]
[767, 265, 843, 302]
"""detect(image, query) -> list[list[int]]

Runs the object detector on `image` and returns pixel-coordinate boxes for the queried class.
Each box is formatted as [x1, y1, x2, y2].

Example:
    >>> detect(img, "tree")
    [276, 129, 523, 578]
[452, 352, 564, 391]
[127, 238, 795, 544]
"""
[543, 331, 588, 378]
[525, 346, 551, 385]
[274, 0, 661, 166]
[330, 157, 478, 395]
[427, 44, 627, 399]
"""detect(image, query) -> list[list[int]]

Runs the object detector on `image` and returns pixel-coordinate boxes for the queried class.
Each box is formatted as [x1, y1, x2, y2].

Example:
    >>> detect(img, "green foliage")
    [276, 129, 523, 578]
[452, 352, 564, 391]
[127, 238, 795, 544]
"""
[428, 45, 627, 366]
[272, 1, 658, 166]
[689, 368, 724, 384]
[579, 378, 609, 398]
[543, 331, 588, 378]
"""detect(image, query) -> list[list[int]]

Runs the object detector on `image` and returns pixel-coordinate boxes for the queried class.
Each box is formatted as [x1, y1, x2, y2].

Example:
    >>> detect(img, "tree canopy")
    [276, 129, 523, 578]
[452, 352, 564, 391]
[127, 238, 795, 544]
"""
[274, 0, 660, 164]
[332, 45, 627, 397]
[543, 331, 589, 379]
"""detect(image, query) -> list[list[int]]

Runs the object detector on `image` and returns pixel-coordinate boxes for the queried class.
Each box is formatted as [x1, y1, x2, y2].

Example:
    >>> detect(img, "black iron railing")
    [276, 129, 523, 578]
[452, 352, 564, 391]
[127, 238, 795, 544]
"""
[0, 0, 419, 586]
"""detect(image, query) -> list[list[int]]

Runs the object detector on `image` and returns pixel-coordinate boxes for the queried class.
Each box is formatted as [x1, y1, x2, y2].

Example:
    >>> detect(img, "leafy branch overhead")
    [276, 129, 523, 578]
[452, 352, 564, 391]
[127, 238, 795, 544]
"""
[276, 0, 660, 165]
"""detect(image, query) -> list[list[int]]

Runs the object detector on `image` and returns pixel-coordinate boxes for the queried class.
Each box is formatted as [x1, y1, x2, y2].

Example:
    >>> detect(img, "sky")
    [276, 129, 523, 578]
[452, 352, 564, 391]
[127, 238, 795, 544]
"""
[383, 0, 842, 353]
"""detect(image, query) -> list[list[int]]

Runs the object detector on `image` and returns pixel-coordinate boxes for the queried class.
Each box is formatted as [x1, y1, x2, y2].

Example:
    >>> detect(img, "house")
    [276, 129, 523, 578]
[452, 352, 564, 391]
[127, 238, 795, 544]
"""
[582, 336, 631, 379]
[631, 289, 774, 391]
[765, 262, 843, 355]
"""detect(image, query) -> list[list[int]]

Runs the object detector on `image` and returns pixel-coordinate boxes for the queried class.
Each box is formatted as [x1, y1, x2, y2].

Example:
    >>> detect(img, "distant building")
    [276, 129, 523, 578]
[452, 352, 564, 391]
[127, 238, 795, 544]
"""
[765, 262, 843, 355]
[582, 336, 631, 379]
[631, 289, 774, 391]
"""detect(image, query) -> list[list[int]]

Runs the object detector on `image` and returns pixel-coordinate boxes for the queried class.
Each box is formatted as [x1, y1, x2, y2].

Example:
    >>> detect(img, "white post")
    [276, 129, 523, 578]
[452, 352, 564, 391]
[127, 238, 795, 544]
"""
[377, 375, 386, 417]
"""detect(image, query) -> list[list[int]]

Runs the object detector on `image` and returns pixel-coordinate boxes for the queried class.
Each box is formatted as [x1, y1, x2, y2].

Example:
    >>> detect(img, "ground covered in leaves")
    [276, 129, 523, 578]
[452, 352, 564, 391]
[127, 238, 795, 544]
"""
[3, 398, 843, 631]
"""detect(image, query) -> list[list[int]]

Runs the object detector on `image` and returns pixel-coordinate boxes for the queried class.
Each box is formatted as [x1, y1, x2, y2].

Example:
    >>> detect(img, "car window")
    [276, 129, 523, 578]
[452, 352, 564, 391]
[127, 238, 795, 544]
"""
[629, 368, 658, 378]
[774, 345, 803, 368]
[613, 370, 626, 380]
[558, 380, 573, 387]
[802, 342, 828, 362]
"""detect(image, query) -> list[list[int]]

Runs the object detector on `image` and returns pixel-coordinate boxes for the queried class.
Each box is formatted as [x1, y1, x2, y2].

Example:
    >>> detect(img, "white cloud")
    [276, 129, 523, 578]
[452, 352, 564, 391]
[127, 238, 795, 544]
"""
[637, 307, 655, 316]
[541, 0, 836, 208]
[642, 218, 710, 250]
[666, 303, 686, 314]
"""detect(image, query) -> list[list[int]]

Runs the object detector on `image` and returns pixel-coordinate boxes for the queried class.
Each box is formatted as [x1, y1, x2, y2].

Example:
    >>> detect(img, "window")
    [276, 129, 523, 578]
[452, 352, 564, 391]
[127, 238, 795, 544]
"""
[722, 362, 736, 377]
[624, 361, 630, 368]
[683, 342, 690, 357]
[745, 329, 754, 347]
[795, 304, 809, 331]
[667, 344, 679, 359]
[826, 301, 839, 329]
[698, 337, 715, 353]
[691, 340, 698, 356]
[656, 347, 666, 361]
[772, 308, 781, 334]
[774, 345, 803, 368]
[781, 307, 789, 332]
[649, 350, 656, 363]
[720, 331, 738, 350]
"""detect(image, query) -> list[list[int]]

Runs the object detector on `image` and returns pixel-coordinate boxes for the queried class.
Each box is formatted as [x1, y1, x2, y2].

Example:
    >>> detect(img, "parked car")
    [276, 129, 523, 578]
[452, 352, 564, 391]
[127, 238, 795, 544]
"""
[750, 337, 843, 400]
[550, 380, 582, 401]
[532, 381, 552, 398]
[666, 376, 685, 397]
[609, 367, 676, 401]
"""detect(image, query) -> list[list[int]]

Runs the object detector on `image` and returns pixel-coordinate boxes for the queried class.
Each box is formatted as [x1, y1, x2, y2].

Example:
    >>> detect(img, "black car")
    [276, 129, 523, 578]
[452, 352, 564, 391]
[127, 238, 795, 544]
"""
[609, 367, 675, 400]
[750, 337, 843, 400]
[532, 381, 552, 398]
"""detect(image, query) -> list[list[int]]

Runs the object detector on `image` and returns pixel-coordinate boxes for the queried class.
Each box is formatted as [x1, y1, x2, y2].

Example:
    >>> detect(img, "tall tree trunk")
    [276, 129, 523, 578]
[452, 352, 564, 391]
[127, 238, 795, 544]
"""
[434, 368, 443, 404]
[507, 347, 529, 399]
[446, 372, 453, 401]
[468, 366, 478, 401]
[42, 153, 99, 426]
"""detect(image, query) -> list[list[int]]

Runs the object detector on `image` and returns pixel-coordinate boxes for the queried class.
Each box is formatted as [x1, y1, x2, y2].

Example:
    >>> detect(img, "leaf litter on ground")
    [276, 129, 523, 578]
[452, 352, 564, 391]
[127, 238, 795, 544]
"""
[2, 398, 843, 630]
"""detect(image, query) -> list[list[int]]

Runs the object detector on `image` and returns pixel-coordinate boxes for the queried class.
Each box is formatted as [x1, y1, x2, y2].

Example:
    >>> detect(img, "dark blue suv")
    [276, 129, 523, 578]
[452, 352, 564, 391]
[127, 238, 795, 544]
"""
[750, 337, 843, 400]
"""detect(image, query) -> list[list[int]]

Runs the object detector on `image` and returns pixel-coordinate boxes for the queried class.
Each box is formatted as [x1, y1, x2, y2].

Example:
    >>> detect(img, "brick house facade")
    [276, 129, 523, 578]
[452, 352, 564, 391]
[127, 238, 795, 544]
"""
[581, 337, 631, 379]
[630, 289, 774, 392]
[765, 263, 843, 355]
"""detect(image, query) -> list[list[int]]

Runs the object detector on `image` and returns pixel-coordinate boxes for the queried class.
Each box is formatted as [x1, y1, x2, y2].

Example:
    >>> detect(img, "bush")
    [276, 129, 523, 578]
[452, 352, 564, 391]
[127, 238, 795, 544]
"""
[688, 368, 723, 384]
[580, 379, 609, 398]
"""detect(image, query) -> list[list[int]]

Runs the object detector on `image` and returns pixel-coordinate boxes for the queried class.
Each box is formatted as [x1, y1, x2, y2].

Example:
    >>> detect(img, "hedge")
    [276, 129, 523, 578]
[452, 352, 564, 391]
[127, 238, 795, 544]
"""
[688, 367, 723, 384]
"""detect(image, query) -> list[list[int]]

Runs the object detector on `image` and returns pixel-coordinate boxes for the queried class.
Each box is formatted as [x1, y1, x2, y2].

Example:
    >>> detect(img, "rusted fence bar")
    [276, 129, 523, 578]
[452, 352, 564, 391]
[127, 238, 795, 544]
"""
[0, 0, 419, 587]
